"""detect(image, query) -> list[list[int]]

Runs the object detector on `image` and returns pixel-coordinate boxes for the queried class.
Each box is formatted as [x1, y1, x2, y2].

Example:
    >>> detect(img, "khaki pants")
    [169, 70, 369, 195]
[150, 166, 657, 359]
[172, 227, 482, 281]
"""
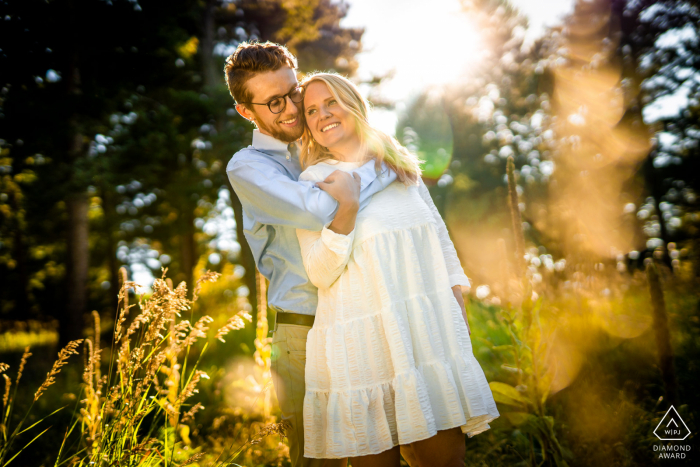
[271, 323, 347, 467]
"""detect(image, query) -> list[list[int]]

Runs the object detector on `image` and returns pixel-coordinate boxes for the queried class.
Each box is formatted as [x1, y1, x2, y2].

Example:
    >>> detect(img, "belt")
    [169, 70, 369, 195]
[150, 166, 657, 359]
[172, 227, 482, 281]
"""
[275, 311, 315, 327]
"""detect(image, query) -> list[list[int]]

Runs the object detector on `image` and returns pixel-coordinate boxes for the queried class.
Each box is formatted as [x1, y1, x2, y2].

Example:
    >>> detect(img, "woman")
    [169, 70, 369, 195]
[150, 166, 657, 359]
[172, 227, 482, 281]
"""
[295, 73, 500, 467]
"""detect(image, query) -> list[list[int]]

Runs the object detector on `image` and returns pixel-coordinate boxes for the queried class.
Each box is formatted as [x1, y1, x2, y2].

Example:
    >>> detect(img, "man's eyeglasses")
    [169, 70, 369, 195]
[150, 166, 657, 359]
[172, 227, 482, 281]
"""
[238, 86, 304, 114]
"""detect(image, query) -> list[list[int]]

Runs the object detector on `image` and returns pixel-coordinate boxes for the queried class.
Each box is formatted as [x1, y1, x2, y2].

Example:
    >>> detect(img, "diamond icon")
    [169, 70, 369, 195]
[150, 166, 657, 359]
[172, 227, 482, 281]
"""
[654, 405, 691, 441]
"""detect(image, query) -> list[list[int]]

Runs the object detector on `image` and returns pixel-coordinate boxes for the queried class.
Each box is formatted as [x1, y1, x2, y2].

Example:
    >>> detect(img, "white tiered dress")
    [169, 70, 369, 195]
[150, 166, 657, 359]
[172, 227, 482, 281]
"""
[296, 160, 500, 459]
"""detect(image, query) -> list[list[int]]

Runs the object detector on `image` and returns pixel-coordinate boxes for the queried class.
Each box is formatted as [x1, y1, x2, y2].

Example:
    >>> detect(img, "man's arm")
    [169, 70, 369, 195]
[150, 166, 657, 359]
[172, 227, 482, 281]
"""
[351, 160, 397, 210]
[226, 155, 396, 231]
[227, 157, 339, 231]
[316, 161, 397, 233]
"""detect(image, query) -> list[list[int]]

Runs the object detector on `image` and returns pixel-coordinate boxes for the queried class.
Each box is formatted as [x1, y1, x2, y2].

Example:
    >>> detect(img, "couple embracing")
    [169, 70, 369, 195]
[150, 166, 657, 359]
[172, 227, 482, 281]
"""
[224, 42, 499, 467]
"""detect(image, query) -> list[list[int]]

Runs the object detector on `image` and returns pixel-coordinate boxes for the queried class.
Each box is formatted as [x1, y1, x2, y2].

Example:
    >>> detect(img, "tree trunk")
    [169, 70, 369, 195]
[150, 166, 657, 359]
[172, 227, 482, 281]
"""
[64, 193, 89, 344]
[61, 0, 88, 345]
[643, 156, 674, 272]
[646, 260, 678, 408]
[201, 0, 218, 90]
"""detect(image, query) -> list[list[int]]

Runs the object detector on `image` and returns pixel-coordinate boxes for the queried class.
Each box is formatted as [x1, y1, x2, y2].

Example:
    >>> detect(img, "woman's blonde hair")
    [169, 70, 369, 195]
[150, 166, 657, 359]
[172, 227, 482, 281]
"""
[299, 72, 422, 185]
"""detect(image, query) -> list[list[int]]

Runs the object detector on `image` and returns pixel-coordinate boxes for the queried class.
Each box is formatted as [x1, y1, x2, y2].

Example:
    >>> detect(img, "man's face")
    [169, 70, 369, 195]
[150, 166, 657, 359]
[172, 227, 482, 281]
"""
[239, 66, 304, 143]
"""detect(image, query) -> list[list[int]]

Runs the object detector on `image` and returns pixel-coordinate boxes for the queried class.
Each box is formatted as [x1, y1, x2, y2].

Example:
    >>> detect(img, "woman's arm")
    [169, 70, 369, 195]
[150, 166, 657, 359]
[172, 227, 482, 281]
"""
[226, 155, 396, 231]
[296, 166, 356, 290]
[417, 179, 472, 334]
[416, 178, 471, 290]
[296, 227, 355, 290]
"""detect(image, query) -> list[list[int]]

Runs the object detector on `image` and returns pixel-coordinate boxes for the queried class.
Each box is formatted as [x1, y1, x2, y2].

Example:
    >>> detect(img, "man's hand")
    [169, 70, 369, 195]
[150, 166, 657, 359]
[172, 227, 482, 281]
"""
[316, 170, 361, 235]
[452, 285, 471, 336]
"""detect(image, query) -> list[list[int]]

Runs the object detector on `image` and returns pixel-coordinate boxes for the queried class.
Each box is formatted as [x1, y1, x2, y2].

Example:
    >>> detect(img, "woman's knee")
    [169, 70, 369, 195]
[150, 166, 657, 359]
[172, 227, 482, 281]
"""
[350, 445, 401, 467]
[409, 428, 465, 467]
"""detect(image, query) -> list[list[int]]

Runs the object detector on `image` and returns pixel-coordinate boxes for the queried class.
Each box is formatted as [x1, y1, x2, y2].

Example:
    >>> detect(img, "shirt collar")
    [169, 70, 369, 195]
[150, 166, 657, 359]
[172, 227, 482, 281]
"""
[251, 129, 300, 160]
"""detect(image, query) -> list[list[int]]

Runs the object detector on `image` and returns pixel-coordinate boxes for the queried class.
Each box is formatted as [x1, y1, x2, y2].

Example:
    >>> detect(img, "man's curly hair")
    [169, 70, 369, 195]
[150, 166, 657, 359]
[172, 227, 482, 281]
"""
[224, 41, 298, 105]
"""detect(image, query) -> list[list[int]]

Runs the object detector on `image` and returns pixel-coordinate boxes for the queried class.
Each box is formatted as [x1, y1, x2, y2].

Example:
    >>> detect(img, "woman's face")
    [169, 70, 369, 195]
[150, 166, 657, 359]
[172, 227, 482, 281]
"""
[303, 81, 356, 151]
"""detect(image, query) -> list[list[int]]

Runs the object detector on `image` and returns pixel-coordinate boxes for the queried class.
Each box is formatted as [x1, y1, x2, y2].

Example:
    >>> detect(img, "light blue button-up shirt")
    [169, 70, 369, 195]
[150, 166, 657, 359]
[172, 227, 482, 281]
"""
[226, 130, 397, 316]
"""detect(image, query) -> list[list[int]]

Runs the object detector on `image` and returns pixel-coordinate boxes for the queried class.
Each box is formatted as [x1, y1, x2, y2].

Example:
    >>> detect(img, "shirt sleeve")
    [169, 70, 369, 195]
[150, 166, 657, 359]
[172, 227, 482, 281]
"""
[355, 160, 398, 211]
[296, 224, 355, 290]
[417, 178, 471, 289]
[301, 159, 399, 211]
[226, 155, 397, 231]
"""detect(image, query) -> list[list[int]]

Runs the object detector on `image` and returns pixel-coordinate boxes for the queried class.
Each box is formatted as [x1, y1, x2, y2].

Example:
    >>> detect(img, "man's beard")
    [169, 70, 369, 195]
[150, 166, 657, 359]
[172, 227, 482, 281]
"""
[255, 111, 304, 143]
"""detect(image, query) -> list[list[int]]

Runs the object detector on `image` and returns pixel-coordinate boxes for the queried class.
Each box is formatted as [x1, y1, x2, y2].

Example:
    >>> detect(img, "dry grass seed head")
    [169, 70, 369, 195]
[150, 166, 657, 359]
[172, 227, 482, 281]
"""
[249, 420, 291, 446]
[91, 311, 102, 378]
[178, 316, 214, 351]
[16, 346, 31, 387]
[35, 339, 83, 402]
[176, 370, 208, 406]
[2, 374, 10, 408]
[83, 340, 104, 397]
[216, 310, 253, 342]
[180, 402, 204, 424]
[192, 270, 221, 301]
[181, 452, 205, 466]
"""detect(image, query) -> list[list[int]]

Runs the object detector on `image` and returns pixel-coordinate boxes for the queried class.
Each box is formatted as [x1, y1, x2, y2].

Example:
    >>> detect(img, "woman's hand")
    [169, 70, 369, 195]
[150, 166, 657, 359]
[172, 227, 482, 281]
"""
[452, 285, 471, 336]
[317, 171, 361, 235]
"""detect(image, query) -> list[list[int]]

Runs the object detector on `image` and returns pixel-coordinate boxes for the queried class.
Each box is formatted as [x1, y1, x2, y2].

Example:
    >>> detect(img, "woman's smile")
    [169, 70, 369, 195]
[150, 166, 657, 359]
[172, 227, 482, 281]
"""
[303, 80, 360, 158]
[320, 122, 340, 132]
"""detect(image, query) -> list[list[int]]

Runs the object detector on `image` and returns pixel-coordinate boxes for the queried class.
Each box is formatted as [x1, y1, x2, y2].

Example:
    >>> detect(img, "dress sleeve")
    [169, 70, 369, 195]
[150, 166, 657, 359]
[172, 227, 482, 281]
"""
[298, 166, 325, 183]
[296, 165, 355, 290]
[417, 178, 471, 289]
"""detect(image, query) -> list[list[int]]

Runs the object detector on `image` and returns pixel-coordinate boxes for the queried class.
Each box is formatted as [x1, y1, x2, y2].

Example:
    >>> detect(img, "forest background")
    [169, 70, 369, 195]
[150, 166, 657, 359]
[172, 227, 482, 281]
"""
[0, 0, 699, 466]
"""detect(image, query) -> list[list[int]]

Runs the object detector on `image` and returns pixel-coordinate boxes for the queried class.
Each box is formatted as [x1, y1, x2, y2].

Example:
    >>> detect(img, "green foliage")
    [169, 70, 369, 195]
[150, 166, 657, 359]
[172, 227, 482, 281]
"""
[615, 0, 700, 275]
[397, 93, 454, 180]
[231, 0, 363, 75]
[0, 0, 365, 342]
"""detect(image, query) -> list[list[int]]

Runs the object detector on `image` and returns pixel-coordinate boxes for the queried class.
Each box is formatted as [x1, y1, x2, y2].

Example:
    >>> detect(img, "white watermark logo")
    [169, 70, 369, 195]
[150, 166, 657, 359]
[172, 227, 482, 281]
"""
[654, 405, 690, 441]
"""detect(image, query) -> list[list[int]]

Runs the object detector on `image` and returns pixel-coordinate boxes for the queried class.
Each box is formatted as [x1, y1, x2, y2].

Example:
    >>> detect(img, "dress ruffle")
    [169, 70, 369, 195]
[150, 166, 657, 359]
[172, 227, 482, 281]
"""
[304, 292, 500, 458]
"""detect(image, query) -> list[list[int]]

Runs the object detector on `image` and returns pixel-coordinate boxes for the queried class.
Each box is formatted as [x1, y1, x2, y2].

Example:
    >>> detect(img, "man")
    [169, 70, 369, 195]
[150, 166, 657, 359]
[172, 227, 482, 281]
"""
[224, 41, 397, 467]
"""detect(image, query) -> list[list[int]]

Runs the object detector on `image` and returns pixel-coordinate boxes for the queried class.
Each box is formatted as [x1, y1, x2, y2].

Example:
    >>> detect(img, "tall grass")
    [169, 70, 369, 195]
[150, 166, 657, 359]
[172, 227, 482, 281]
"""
[0, 342, 79, 465]
[0, 266, 289, 466]
[485, 156, 572, 467]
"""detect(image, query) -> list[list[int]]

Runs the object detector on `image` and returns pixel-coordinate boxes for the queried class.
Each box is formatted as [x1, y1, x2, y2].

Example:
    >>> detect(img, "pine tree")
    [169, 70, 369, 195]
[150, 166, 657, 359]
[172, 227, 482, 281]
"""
[396, 0, 556, 285]
[0, 0, 366, 342]
[613, 0, 700, 277]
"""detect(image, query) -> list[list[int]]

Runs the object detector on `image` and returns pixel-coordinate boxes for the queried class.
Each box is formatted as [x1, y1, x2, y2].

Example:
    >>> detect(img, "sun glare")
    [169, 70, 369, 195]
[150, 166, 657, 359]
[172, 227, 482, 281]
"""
[343, 0, 482, 101]
[408, 13, 481, 88]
